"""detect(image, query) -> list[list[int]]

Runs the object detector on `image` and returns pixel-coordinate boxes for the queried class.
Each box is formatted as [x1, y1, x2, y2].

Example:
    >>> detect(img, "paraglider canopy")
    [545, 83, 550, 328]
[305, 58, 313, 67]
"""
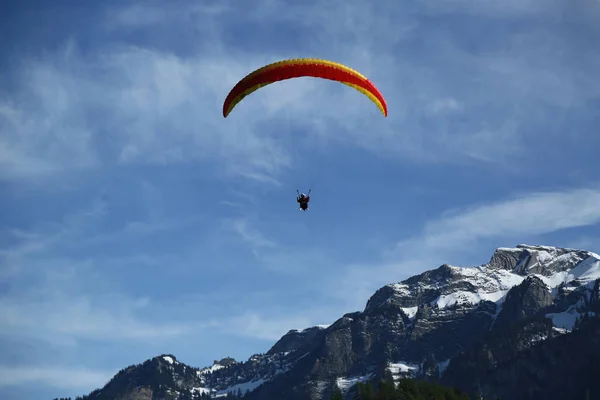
[222, 58, 388, 118]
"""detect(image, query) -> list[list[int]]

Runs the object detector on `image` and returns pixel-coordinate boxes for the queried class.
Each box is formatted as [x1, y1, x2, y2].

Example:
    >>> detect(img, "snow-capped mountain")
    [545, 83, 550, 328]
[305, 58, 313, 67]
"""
[59, 244, 600, 400]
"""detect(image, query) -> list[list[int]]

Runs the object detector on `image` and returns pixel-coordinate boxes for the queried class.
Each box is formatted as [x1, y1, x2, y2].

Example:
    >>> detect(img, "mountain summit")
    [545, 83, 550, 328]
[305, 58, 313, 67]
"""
[55, 244, 600, 400]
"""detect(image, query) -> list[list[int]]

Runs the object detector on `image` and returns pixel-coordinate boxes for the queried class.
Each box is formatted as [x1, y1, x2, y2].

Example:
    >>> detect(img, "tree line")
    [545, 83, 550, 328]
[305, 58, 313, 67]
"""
[330, 378, 481, 400]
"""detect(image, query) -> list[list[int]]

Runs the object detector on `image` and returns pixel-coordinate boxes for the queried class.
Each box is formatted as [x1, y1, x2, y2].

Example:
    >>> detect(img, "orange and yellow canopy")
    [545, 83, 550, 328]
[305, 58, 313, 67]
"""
[223, 58, 388, 118]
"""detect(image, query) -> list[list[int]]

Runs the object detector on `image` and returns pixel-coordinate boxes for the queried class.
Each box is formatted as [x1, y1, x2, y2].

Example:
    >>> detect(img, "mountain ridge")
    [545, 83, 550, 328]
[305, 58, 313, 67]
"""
[53, 243, 600, 400]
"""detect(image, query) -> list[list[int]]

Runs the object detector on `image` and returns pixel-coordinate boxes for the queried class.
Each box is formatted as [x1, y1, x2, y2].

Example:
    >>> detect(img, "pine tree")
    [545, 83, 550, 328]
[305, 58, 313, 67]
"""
[331, 386, 344, 400]
[376, 379, 396, 400]
[352, 382, 364, 400]
[362, 381, 375, 400]
[592, 279, 600, 310]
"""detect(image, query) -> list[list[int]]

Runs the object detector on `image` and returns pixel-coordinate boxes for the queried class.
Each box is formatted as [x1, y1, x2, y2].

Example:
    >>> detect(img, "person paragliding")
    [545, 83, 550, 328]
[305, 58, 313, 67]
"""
[222, 58, 389, 214]
[296, 190, 311, 211]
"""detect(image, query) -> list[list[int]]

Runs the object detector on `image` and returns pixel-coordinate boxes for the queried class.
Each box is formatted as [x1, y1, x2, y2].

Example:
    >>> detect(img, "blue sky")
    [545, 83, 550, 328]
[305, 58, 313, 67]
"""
[1, 0, 599, 399]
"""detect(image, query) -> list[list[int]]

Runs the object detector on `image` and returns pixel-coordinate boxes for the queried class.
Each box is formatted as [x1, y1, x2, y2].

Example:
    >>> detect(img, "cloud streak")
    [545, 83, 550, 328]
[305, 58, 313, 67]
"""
[3, 0, 596, 185]
[0, 365, 111, 390]
[0, 44, 293, 183]
[0, 293, 199, 344]
[229, 218, 277, 250]
[402, 186, 600, 253]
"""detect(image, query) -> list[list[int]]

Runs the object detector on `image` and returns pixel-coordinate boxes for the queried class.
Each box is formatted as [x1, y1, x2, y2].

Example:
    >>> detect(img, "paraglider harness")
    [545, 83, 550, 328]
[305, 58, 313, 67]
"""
[297, 189, 311, 211]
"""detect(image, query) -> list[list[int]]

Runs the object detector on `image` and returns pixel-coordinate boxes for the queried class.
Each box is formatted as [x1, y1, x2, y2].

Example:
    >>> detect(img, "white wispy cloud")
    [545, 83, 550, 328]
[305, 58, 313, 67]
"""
[418, 0, 561, 17]
[397, 185, 600, 254]
[105, 2, 232, 30]
[0, 43, 294, 183]
[0, 365, 111, 390]
[0, 201, 106, 277]
[0, 201, 317, 347]
[0, 294, 196, 343]
[0, 198, 201, 280]
[4, 0, 595, 186]
[0, 202, 214, 346]
[426, 98, 463, 114]
[229, 218, 277, 250]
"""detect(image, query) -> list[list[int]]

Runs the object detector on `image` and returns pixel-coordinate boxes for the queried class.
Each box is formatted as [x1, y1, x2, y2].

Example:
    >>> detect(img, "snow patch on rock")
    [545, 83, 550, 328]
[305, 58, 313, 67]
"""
[336, 373, 375, 394]
[387, 361, 419, 380]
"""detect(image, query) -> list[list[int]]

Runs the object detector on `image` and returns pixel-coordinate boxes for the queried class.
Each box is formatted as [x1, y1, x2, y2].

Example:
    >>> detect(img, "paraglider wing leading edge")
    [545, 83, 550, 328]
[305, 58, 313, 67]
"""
[222, 58, 388, 118]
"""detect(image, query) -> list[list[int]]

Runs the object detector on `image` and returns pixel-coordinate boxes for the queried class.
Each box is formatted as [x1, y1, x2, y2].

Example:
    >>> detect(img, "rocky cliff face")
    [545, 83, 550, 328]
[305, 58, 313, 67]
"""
[61, 244, 600, 400]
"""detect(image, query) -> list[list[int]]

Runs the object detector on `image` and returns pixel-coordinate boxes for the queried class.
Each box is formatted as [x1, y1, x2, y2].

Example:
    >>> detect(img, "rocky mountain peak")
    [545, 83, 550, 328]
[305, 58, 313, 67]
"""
[363, 245, 599, 318]
[404, 264, 457, 285]
[213, 357, 237, 368]
[156, 354, 178, 365]
[487, 244, 590, 276]
[267, 325, 328, 355]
